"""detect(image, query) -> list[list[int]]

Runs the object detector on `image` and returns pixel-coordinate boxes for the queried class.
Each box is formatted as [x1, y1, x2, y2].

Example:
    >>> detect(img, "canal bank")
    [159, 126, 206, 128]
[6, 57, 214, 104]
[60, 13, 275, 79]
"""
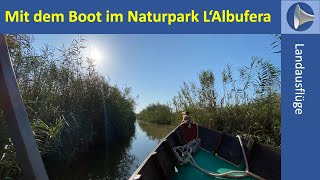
[46, 120, 175, 179]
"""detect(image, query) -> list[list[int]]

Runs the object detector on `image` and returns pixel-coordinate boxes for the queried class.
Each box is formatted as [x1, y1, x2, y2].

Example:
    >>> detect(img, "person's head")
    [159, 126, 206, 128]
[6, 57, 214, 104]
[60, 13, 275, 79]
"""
[182, 111, 190, 115]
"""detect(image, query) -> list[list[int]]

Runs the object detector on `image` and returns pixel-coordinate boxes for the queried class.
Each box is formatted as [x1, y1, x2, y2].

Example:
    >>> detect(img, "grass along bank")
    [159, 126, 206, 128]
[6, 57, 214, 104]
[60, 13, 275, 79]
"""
[0, 35, 136, 179]
[138, 58, 280, 147]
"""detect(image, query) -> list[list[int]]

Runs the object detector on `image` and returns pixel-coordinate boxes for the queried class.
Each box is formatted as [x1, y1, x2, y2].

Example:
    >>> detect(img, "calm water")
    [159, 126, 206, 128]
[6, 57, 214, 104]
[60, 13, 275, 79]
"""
[47, 121, 175, 180]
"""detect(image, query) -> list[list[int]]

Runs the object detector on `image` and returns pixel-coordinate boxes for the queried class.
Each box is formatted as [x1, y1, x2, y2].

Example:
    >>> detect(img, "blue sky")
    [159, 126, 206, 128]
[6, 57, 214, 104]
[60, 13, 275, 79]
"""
[32, 34, 280, 112]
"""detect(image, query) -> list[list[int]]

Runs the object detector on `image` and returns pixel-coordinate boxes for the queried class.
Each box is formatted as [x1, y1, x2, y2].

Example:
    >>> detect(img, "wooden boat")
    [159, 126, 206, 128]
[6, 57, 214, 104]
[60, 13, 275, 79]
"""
[130, 122, 280, 180]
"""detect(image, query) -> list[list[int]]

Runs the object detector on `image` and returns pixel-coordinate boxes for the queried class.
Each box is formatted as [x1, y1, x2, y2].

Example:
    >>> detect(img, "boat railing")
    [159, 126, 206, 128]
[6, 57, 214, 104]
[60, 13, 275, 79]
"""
[0, 34, 49, 180]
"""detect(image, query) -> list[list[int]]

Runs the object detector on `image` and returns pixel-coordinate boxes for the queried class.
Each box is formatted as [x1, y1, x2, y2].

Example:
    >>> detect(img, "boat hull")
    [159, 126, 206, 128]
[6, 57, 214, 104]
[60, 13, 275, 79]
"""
[130, 123, 280, 180]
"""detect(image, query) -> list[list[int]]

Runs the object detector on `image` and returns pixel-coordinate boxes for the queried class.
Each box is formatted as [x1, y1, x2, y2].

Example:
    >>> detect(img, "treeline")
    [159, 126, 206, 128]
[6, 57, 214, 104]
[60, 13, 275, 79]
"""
[139, 58, 281, 147]
[137, 103, 173, 124]
[0, 35, 136, 178]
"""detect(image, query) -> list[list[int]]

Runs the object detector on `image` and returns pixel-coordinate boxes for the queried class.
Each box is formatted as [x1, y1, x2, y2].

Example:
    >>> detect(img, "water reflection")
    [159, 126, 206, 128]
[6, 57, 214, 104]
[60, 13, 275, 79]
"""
[47, 138, 135, 179]
[46, 121, 176, 179]
[128, 121, 176, 176]
[137, 121, 175, 142]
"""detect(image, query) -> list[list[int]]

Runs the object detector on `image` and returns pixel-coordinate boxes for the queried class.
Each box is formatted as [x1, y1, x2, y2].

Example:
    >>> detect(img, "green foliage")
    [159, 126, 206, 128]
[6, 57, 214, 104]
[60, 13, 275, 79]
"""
[271, 34, 281, 53]
[137, 103, 173, 124]
[32, 118, 64, 157]
[0, 140, 20, 179]
[213, 94, 281, 147]
[171, 58, 280, 147]
[0, 111, 20, 179]
[0, 35, 136, 178]
[239, 57, 280, 99]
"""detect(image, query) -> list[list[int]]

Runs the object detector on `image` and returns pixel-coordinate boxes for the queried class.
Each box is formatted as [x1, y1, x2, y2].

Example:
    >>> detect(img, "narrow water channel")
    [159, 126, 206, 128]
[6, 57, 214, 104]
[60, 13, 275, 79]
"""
[47, 121, 176, 180]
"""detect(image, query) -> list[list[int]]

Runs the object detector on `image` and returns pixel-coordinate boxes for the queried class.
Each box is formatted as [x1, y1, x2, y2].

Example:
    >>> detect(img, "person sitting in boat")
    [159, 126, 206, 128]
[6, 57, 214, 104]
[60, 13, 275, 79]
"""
[181, 111, 192, 128]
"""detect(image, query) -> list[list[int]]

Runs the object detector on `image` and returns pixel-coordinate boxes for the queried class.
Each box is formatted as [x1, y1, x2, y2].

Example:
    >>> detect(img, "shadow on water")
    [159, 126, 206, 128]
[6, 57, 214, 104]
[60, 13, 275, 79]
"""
[46, 120, 176, 179]
[46, 135, 136, 180]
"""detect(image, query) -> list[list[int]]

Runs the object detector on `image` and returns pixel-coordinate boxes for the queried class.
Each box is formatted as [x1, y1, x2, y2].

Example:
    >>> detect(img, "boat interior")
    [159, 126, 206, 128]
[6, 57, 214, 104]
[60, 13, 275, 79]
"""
[130, 124, 280, 180]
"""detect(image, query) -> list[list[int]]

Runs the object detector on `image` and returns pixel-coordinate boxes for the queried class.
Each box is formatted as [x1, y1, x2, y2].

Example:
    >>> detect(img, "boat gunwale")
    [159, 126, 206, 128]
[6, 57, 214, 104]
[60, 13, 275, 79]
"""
[129, 123, 182, 179]
[129, 122, 280, 180]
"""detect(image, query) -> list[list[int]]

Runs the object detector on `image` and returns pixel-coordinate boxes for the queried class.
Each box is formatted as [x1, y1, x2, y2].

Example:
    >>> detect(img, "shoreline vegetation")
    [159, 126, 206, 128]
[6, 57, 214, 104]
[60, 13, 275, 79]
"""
[137, 58, 281, 148]
[0, 35, 136, 178]
[0, 34, 280, 179]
